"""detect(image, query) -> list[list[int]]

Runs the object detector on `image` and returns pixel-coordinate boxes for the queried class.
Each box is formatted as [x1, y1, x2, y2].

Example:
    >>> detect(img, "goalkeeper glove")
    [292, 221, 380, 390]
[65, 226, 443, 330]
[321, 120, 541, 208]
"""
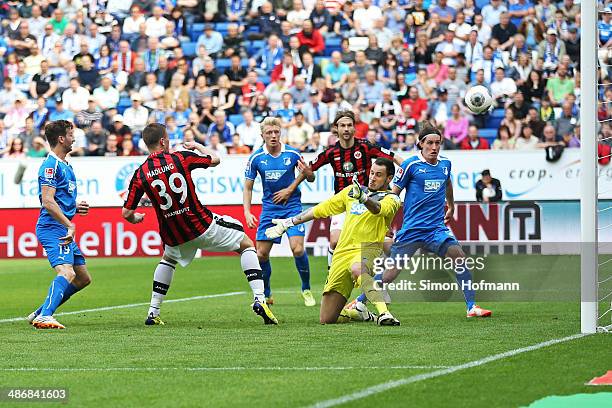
[265, 218, 295, 239]
[349, 175, 369, 204]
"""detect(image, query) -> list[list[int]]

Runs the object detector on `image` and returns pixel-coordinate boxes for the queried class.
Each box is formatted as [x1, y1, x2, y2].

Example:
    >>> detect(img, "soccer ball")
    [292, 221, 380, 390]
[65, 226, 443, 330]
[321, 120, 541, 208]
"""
[464, 86, 493, 115]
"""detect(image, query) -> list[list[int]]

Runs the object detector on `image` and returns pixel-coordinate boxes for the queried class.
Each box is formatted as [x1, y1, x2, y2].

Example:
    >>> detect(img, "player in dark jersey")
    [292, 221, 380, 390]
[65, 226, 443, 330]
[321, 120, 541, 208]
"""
[273, 110, 404, 270]
[122, 123, 278, 325]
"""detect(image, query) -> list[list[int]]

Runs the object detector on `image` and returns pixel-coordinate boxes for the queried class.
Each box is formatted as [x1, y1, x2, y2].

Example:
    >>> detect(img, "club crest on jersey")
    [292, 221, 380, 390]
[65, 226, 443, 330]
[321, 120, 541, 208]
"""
[354, 150, 362, 160]
[342, 161, 354, 172]
[44, 167, 54, 179]
[424, 179, 444, 193]
[68, 181, 76, 193]
[442, 167, 448, 175]
[284, 157, 291, 166]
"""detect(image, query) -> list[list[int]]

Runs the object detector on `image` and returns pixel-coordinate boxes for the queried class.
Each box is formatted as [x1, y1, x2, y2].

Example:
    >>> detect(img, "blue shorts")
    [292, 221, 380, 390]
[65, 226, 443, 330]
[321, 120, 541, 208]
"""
[36, 223, 86, 268]
[392, 226, 459, 259]
[256, 208, 305, 244]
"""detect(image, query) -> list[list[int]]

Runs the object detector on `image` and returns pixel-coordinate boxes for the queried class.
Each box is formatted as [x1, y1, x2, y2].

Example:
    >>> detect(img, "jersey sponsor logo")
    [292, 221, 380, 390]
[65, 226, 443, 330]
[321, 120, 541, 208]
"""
[350, 202, 367, 215]
[265, 170, 286, 181]
[44, 167, 54, 179]
[354, 150, 362, 160]
[342, 161, 354, 172]
[335, 169, 366, 178]
[284, 157, 291, 166]
[424, 179, 444, 193]
[380, 147, 391, 155]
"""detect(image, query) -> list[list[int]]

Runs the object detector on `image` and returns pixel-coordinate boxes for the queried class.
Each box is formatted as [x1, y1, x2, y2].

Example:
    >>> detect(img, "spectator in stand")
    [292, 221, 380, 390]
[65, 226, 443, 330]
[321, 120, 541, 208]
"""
[360, 69, 385, 110]
[123, 93, 149, 134]
[310, 0, 332, 35]
[554, 101, 578, 140]
[302, 89, 328, 132]
[427, 52, 449, 86]
[123, 6, 146, 40]
[500, 108, 523, 139]
[228, 133, 251, 154]
[145, 6, 169, 39]
[85, 120, 108, 156]
[546, 64, 574, 107]
[514, 125, 540, 150]
[288, 0, 310, 34]
[27, 136, 49, 158]
[298, 52, 323, 86]
[286, 110, 314, 149]
[492, 125, 516, 150]
[341, 71, 363, 106]
[240, 70, 266, 109]
[271, 52, 298, 88]
[75, 95, 103, 128]
[93, 75, 120, 110]
[490, 67, 518, 107]
[521, 70, 546, 106]
[460, 125, 490, 150]
[208, 132, 228, 156]
[62, 78, 90, 114]
[77, 55, 100, 91]
[402, 86, 428, 121]
[29, 60, 57, 100]
[475, 169, 503, 202]
[103, 133, 121, 156]
[213, 75, 239, 114]
[442, 67, 467, 107]
[296, 20, 325, 56]
[353, 0, 382, 36]
[163, 73, 190, 111]
[302, 131, 323, 153]
[538, 28, 566, 75]
[324, 51, 350, 91]
[3, 137, 26, 158]
[254, 2, 282, 39]
[444, 104, 469, 146]
[250, 34, 284, 76]
[207, 110, 236, 145]
[121, 137, 142, 156]
[236, 109, 262, 150]
[31, 97, 49, 130]
[197, 24, 224, 59]
[492, 12, 517, 51]
[538, 124, 563, 148]
[49, 99, 75, 122]
[225, 55, 248, 93]
[252, 94, 273, 122]
[264, 75, 288, 112]
[374, 89, 401, 137]
[428, 87, 452, 126]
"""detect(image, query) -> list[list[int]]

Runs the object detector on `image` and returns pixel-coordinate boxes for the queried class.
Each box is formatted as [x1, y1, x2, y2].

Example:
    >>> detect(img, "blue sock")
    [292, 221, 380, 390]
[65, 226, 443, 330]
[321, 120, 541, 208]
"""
[356, 273, 382, 303]
[40, 276, 70, 317]
[294, 253, 311, 291]
[260, 260, 272, 298]
[455, 267, 476, 311]
[35, 283, 78, 316]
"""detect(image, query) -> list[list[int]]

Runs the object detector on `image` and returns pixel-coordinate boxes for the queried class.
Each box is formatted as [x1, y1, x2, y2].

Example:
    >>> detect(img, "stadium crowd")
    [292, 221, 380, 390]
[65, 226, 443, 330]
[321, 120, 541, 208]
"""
[0, 0, 608, 160]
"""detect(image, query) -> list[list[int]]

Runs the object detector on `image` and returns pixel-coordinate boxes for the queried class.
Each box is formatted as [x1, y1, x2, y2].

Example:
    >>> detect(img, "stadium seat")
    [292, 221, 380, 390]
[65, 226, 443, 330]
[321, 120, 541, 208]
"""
[45, 99, 56, 109]
[215, 22, 229, 32]
[190, 23, 205, 41]
[490, 108, 505, 118]
[260, 75, 271, 85]
[229, 114, 243, 127]
[479, 128, 498, 145]
[216, 58, 232, 69]
[182, 42, 197, 58]
[485, 116, 503, 129]
[117, 97, 132, 115]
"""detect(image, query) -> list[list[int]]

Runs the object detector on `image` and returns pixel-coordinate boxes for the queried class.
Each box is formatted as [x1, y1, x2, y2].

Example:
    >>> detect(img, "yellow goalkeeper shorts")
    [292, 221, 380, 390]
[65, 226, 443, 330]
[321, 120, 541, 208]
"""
[323, 248, 381, 300]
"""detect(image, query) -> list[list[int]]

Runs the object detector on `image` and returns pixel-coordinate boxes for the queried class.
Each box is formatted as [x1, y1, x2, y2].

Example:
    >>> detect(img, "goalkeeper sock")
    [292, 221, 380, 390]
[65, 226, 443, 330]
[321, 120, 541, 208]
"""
[356, 273, 382, 304]
[40, 275, 70, 317]
[260, 259, 272, 298]
[241, 248, 265, 303]
[357, 274, 388, 315]
[35, 283, 78, 316]
[149, 260, 175, 316]
[294, 253, 311, 291]
[455, 267, 476, 311]
[327, 248, 333, 270]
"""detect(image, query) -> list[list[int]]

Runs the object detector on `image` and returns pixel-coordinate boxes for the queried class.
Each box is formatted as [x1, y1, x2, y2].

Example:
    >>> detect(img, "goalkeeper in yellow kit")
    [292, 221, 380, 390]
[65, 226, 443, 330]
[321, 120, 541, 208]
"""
[265, 157, 401, 326]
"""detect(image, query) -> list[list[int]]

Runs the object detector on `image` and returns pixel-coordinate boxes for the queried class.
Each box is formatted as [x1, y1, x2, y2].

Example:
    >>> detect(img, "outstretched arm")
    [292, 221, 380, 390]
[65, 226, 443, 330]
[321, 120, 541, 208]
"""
[444, 178, 455, 224]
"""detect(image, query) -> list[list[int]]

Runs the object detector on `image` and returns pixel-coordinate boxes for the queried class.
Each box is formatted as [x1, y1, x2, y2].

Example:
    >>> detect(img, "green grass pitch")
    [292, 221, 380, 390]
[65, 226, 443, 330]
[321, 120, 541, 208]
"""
[0, 256, 610, 407]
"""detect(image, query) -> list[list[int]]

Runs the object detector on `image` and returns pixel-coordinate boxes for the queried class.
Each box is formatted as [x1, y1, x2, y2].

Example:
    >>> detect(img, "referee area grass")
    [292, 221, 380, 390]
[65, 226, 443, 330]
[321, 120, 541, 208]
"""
[0, 256, 610, 407]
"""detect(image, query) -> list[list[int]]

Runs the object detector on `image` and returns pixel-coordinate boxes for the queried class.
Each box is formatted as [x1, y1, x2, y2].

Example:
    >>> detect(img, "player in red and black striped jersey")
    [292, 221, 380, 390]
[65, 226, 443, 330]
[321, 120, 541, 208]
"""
[121, 123, 278, 326]
[274, 110, 405, 269]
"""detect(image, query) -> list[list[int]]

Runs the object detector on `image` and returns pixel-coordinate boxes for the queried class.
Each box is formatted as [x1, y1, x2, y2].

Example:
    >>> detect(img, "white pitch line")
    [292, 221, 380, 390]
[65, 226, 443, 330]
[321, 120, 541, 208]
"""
[308, 333, 589, 408]
[0, 291, 246, 324]
[0, 366, 449, 372]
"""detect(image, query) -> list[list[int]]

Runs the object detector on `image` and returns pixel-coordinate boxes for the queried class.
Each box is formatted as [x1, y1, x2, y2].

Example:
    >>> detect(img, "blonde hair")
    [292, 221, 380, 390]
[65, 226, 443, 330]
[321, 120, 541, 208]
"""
[261, 117, 282, 133]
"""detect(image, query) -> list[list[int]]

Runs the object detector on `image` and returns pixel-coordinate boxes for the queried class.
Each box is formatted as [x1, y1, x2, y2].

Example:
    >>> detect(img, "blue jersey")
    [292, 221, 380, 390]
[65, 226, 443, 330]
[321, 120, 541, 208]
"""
[37, 153, 77, 227]
[393, 153, 452, 240]
[245, 144, 303, 213]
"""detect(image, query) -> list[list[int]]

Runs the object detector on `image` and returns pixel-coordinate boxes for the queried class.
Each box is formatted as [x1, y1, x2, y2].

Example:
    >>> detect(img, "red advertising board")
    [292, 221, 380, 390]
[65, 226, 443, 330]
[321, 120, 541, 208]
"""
[0, 206, 262, 259]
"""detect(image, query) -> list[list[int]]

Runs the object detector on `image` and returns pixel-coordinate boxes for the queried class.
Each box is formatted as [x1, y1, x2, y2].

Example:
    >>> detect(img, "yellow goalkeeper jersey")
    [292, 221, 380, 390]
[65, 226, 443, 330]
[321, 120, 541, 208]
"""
[312, 186, 401, 256]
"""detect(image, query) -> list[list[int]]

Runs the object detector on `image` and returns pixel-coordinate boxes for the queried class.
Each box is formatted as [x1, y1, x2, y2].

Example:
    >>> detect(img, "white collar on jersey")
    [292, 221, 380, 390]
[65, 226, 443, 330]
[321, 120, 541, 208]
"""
[263, 143, 286, 158]
[49, 151, 70, 165]
[418, 152, 439, 166]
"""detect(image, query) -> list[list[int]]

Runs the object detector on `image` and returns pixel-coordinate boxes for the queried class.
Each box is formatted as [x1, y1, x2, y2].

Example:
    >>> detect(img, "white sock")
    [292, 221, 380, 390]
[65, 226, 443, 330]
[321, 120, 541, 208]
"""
[148, 260, 175, 316]
[327, 248, 334, 269]
[240, 247, 265, 303]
